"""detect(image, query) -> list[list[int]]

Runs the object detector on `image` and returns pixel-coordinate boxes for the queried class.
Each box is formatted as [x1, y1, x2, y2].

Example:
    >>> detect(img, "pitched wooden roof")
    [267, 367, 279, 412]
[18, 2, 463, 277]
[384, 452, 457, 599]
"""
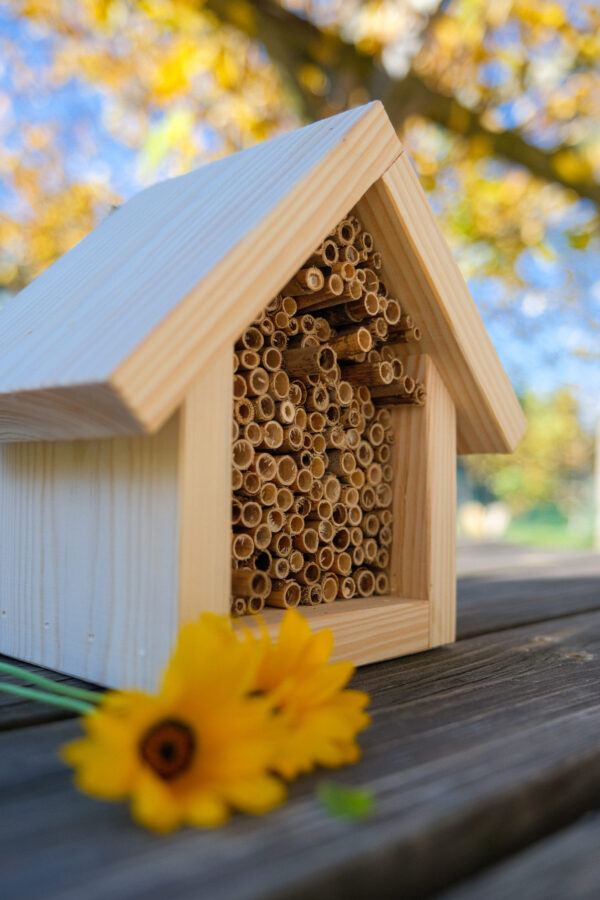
[0, 101, 524, 452]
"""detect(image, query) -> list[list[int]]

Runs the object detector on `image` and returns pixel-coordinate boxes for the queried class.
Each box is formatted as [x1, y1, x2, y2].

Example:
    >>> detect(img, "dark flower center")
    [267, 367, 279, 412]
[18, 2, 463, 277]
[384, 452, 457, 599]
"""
[140, 719, 195, 781]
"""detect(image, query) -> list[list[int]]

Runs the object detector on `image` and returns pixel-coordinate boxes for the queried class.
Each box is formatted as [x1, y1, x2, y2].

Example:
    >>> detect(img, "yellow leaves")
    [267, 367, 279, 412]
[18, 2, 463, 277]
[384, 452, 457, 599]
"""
[297, 63, 328, 96]
[553, 149, 594, 185]
[214, 46, 241, 90]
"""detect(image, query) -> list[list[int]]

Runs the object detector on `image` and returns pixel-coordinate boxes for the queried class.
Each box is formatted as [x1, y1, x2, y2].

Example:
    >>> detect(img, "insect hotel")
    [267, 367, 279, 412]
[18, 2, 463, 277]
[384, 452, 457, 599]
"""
[0, 102, 525, 689]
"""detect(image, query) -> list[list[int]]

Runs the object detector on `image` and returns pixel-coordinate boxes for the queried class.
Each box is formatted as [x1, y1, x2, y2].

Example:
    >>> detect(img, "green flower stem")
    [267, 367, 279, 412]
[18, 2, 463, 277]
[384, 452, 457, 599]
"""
[0, 680, 95, 715]
[0, 661, 101, 705]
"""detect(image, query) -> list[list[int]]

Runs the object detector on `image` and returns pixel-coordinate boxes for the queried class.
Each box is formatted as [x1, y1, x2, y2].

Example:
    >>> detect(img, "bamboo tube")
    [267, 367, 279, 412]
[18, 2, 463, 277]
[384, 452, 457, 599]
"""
[231, 568, 271, 598]
[294, 528, 319, 554]
[290, 467, 312, 493]
[322, 574, 339, 603]
[266, 296, 281, 314]
[355, 230, 374, 254]
[332, 260, 355, 281]
[374, 571, 390, 595]
[332, 552, 352, 576]
[383, 298, 402, 326]
[270, 330, 288, 350]
[324, 425, 346, 449]
[296, 314, 316, 335]
[252, 394, 275, 422]
[360, 484, 376, 510]
[275, 400, 295, 425]
[379, 526, 393, 548]
[365, 251, 382, 270]
[268, 556, 290, 580]
[283, 266, 325, 296]
[232, 533, 253, 561]
[306, 384, 329, 412]
[237, 326, 264, 352]
[376, 548, 390, 569]
[261, 347, 282, 373]
[349, 466, 366, 489]
[366, 422, 385, 447]
[300, 583, 322, 604]
[334, 218, 355, 245]
[232, 439, 254, 471]
[363, 539, 378, 563]
[350, 525, 364, 546]
[310, 455, 326, 479]
[276, 487, 294, 512]
[231, 597, 247, 617]
[233, 374, 247, 400]
[240, 501, 261, 528]
[325, 404, 341, 426]
[366, 463, 383, 486]
[232, 467, 243, 491]
[281, 295, 298, 317]
[382, 464, 394, 484]
[332, 502, 348, 526]
[299, 562, 321, 587]
[295, 274, 344, 310]
[258, 420, 284, 450]
[262, 507, 285, 533]
[355, 568, 376, 597]
[354, 268, 366, 285]
[312, 432, 326, 454]
[379, 508, 393, 527]
[345, 291, 379, 321]
[314, 316, 332, 342]
[274, 310, 289, 331]
[232, 497, 243, 526]
[267, 580, 301, 609]
[306, 411, 325, 432]
[247, 596, 265, 615]
[236, 523, 272, 551]
[259, 481, 277, 507]
[288, 549, 304, 573]
[362, 512, 380, 537]
[356, 440, 374, 468]
[289, 381, 305, 405]
[294, 495, 311, 516]
[270, 531, 292, 557]
[376, 483, 393, 507]
[338, 576, 356, 599]
[352, 546, 365, 567]
[361, 400, 375, 422]
[323, 475, 341, 502]
[306, 238, 338, 267]
[258, 315, 275, 337]
[281, 425, 303, 451]
[348, 506, 363, 528]
[250, 452, 275, 481]
[306, 517, 334, 543]
[328, 326, 372, 358]
[310, 479, 324, 501]
[327, 450, 356, 477]
[317, 545, 335, 570]
[286, 317, 300, 337]
[333, 527, 350, 551]
[340, 360, 393, 387]
[283, 344, 336, 377]
[273, 454, 297, 486]
[339, 245, 359, 265]
[341, 279, 362, 302]
[284, 513, 305, 536]
[234, 399, 254, 426]
[244, 422, 262, 448]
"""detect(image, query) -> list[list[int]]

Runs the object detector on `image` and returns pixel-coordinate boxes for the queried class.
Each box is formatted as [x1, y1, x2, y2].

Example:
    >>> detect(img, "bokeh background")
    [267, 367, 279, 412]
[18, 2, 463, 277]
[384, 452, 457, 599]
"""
[1, 0, 599, 549]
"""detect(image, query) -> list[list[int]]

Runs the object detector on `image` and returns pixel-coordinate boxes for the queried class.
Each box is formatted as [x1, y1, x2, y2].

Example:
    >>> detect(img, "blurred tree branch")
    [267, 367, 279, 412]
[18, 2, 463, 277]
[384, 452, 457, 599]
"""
[205, 0, 600, 207]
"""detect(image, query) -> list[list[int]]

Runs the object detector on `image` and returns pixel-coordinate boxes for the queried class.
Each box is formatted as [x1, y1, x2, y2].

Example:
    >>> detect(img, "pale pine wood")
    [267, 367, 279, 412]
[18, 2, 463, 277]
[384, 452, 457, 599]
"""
[390, 355, 457, 647]
[0, 103, 400, 441]
[178, 350, 232, 621]
[355, 157, 526, 454]
[238, 596, 431, 665]
[0, 419, 180, 689]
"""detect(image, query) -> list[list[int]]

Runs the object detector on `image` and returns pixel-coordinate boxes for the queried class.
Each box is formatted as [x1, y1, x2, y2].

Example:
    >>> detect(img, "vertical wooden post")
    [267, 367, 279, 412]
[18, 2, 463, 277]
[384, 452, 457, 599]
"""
[178, 346, 233, 620]
[390, 354, 456, 647]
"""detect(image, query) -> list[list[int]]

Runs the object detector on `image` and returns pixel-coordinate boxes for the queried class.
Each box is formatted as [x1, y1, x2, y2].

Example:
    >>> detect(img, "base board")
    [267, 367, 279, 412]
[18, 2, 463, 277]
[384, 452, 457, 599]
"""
[235, 595, 431, 665]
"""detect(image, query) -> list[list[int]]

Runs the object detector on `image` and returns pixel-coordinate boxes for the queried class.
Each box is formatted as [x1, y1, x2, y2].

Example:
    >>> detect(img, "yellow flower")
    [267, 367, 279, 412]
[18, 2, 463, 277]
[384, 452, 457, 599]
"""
[62, 614, 286, 832]
[244, 609, 370, 779]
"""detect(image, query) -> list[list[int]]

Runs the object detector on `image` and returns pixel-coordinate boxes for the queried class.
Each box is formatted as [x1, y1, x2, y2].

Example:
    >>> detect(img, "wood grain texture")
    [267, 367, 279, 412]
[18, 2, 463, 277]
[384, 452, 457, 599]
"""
[438, 814, 600, 900]
[0, 420, 180, 689]
[354, 156, 526, 454]
[239, 596, 430, 665]
[391, 355, 456, 646]
[3, 607, 600, 900]
[178, 351, 232, 620]
[0, 102, 400, 440]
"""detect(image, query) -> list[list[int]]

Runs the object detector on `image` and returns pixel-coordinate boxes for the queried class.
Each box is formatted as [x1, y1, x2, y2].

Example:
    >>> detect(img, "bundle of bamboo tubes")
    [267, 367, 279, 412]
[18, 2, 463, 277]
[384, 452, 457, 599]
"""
[231, 212, 425, 615]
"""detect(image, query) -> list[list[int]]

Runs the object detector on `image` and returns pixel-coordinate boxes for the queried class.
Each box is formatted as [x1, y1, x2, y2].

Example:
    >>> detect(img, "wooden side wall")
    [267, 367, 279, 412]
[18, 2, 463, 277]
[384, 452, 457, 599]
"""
[0, 418, 180, 689]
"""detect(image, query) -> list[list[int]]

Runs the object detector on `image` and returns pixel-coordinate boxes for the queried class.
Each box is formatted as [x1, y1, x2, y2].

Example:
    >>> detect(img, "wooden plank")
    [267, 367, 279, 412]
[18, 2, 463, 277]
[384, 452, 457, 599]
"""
[438, 814, 600, 900]
[391, 355, 456, 646]
[2, 610, 600, 899]
[355, 157, 526, 454]
[239, 596, 431, 665]
[0, 420, 180, 690]
[178, 351, 232, 620]
[0, 103, 400, 440]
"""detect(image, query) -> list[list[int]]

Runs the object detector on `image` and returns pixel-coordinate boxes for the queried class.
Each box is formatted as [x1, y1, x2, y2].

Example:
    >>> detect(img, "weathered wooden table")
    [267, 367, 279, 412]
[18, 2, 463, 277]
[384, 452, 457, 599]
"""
[2, 548, 600, 899]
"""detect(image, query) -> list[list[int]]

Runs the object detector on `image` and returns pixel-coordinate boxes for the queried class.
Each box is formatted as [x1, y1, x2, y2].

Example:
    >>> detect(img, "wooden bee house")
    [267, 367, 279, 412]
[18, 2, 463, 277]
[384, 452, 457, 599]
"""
[0, 103, 525, 689]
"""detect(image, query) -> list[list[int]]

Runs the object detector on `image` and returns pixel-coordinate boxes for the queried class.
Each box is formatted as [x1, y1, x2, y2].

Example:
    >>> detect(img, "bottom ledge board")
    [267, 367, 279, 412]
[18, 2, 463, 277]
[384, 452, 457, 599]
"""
[235, 595, 431, 666]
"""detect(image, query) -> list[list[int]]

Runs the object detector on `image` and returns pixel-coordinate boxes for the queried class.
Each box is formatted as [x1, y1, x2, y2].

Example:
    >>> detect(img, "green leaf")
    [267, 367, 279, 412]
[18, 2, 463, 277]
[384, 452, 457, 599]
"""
[317, 782, 375, 822]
